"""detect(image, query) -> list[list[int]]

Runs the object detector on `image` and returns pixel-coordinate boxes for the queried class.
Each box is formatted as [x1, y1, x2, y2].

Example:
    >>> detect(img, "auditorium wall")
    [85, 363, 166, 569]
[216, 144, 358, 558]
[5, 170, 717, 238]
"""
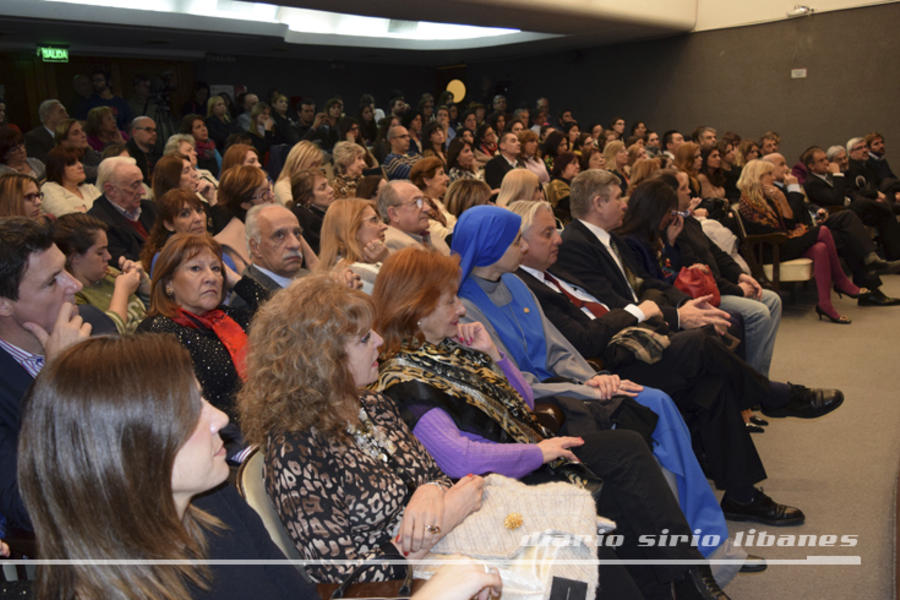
[464, 2, 900, 163]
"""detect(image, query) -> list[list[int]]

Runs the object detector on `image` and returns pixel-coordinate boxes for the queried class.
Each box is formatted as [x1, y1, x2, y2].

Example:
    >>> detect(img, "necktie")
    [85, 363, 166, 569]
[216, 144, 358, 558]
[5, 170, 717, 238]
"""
[608, 239, 641, 301]
[543, 272, 608, 319]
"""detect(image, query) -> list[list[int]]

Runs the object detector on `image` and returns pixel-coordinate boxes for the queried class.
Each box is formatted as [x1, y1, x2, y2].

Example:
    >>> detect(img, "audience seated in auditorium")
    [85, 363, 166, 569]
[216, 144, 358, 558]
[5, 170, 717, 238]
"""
[331, 140, 367, 199]
[41, 147, 101, 216]
[24, 99, 68, 163]
[377, 179, 450, 255]
[88, 156, 157, 265]
[84, 106, 127, 152]
[371, 246, 745, 596]
[0, 125, 46, 181]
[54, 118, 102, 183]
[206, 95, 239, 151]
[138, 233, 261, 461]
[289, 168, 333, 256]
[18, 334, 318, 600]
[0, 217, 91, 533]
[140, 188, 211, 274]
[237, 274, 484, 583]
[273, 140, 324, 205]
[77, 70, 132, 130]
[484, 131, 522, 190]
[126, 116, 161, 185]
[53, 212, 148, 334]
[0, 173, 45, 222]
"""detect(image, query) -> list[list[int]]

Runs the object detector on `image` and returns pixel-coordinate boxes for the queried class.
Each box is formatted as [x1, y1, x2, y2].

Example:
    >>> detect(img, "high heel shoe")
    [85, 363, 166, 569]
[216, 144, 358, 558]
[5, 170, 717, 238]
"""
[815, 305, 851, 324]
[833, 285, 865, 299]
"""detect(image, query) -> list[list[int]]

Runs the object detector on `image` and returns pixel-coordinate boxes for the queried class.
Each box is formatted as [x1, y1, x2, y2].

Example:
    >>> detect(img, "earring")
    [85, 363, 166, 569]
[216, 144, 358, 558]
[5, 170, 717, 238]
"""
[416, 320, 422, 327]
[165, 286, 174, 296]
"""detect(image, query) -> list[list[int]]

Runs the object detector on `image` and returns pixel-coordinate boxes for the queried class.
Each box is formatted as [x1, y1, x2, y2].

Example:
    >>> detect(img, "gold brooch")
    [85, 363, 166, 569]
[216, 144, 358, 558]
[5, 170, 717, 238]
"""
[504, 512, 523, 530]
[523, 307, 530, 313]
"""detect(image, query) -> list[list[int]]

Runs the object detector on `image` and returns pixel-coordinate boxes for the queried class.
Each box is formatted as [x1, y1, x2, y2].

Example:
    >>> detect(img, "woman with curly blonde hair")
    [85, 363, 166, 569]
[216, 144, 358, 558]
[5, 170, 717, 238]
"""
[495, 168, 542, 208]
[237, 274, 483, 584]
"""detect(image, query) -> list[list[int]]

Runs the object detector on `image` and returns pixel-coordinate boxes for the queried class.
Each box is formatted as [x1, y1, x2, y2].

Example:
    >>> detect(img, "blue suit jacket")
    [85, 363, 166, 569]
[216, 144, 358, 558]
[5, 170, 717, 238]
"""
[0, 349, 34, 531]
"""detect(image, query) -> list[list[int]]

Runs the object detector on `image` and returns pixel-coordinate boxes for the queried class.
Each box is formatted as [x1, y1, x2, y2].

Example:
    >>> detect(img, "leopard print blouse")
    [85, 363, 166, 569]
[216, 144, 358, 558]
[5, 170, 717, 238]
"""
[263, 390, 450, 583]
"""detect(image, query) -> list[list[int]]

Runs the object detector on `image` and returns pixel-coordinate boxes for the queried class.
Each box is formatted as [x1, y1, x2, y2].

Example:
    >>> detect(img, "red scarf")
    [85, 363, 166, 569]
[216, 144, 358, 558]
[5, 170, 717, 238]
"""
[196, 138, 217, 161]
[172, 308, 247, 380]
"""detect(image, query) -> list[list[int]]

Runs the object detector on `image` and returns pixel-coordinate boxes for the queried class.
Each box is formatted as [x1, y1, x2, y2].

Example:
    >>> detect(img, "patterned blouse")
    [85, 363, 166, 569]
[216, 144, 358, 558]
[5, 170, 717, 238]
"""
[264, 391, 450, 583]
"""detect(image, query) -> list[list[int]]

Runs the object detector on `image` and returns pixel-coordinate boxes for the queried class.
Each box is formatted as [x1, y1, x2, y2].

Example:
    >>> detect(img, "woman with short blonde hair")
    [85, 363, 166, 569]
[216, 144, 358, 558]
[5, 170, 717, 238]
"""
[496, 168, 542, 208]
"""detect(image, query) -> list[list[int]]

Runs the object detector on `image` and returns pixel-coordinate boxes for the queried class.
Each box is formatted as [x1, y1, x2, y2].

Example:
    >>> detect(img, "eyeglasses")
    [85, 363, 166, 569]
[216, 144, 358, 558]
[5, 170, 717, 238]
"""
[252, 186, 274, 201]
[400, 197, 424, 209]
[23, 192, 44, 202]
[136, 126, 157, 133]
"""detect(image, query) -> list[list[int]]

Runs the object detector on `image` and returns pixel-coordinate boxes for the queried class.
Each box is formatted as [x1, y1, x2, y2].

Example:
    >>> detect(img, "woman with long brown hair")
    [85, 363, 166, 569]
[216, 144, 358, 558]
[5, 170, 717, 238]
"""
[316, 197, 388, 293]
[18, 334, 316, 599]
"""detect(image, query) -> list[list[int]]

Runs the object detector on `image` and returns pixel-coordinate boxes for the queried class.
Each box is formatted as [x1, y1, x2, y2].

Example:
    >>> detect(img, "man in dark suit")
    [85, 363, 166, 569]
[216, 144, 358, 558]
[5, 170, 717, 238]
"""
[484, 131, 522, 190]
[513, 199, 842, 528]
[125, 116, 160, 185]
[88, 156, 157, 266]
[24, 99, 68, 163]
[233, 204, 310, 306]
[554, 169, 730, 333]
[0, 218, 92, 534]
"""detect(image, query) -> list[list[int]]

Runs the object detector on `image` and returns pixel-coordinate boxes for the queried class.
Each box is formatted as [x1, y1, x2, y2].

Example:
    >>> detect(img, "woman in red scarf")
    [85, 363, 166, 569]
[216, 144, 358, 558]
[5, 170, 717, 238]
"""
[138, 233, 262, 462]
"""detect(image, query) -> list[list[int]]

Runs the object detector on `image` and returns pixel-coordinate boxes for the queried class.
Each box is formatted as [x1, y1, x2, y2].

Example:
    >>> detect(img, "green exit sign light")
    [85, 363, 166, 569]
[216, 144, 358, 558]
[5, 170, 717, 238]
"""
[37, 47, 69, 63]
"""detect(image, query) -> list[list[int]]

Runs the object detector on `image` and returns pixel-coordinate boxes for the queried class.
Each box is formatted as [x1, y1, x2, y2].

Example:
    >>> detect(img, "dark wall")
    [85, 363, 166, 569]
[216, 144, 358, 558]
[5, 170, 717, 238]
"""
[197, 57, 436, 113]
[464, 3, 900, 163]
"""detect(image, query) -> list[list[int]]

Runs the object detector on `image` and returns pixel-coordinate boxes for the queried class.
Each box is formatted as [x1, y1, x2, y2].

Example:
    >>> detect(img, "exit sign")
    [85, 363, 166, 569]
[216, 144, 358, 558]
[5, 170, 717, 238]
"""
[37, 47, 69, 63]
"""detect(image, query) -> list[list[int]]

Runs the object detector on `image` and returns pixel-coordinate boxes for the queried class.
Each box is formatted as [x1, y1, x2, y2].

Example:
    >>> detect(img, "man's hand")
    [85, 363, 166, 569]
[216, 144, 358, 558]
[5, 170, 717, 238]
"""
[636, 299, 662, 319]
[784, 173, 799, 186]
[827, 162, 841, 174]
[737, 273, 763, 299]
[676, 295, 731, 333]
[23, 302, 91, 361]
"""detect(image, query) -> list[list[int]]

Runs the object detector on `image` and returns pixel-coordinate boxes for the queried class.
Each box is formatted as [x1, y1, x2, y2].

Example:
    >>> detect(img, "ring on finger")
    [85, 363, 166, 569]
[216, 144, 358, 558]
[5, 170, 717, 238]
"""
[426, 524, 441, 535]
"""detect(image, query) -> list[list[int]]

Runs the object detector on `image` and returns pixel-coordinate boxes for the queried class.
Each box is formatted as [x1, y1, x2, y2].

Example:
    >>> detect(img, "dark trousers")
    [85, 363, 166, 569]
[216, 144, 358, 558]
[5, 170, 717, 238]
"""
[827, 209, 885, 288]
[848, 197, 900, 260]
[615, 328, 768, 491]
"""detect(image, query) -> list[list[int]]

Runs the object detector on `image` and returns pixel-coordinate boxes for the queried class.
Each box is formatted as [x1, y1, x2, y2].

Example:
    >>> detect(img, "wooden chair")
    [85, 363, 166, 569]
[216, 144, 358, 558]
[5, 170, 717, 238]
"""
[731, 204, 813, 291]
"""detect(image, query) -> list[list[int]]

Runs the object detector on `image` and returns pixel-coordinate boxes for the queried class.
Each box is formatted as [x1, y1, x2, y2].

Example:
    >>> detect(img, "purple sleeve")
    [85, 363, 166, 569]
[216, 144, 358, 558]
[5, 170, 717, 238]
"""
[412, 408, 544, 479]
[496, 354, 535, 409]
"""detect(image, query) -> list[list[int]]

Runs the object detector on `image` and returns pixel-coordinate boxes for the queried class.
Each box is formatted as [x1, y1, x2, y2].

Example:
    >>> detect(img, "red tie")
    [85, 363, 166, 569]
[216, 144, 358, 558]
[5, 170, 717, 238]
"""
[543, 272, 608, 318]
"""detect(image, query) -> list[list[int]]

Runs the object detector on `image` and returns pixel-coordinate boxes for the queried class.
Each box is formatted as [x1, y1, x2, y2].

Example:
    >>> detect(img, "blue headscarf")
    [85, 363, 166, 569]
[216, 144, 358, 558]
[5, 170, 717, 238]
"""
[451, 205, 522, 281]
[452, 205, 553, 380]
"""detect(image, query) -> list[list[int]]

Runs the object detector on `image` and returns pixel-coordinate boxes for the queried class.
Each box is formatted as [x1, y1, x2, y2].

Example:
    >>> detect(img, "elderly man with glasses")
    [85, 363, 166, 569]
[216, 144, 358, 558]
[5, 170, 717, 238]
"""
[376, 179, 450, 255]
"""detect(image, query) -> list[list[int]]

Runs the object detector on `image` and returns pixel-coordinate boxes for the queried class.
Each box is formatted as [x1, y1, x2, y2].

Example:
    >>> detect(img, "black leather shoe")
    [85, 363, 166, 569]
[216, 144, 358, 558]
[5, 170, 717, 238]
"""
[673, 564, 730, 599]
[721, 489, 805, 526]
[858, 288, 900, 306]
[740, 554, 767, 573]
[762, 385, 844, 418]
[745, 422, 764, 433]
[865, 256, 900, 275]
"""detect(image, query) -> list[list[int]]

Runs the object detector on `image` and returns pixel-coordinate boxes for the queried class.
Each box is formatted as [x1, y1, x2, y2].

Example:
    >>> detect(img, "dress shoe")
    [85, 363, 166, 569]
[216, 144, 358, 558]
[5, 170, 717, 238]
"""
[864, 256, 900, 275]
[858, 288, 900, 306]
[762, 384, 844, 418]
[744, 422, 764, 433]
[740, 554, 767, 573]
[673, 564, 730, 600]
[721, 489, 805, 526]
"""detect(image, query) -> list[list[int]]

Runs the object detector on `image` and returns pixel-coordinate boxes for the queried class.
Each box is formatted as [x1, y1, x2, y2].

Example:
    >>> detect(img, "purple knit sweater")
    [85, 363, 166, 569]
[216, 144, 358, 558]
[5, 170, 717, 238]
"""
[410, 356, 544, 479]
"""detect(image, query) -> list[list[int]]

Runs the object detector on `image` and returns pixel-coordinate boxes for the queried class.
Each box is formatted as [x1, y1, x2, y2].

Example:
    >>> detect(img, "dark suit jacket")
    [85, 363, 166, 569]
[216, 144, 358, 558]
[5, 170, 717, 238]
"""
[126, 138, 161, 185]
[24, 126, 54, 163]
[0, 349, 34, 531]
[804, 172, 850, 208]
[516, 267, 638, 360]
[87, 195, 157, 266]
[484, 155, 517, 190]
[554, 219, 687, 327]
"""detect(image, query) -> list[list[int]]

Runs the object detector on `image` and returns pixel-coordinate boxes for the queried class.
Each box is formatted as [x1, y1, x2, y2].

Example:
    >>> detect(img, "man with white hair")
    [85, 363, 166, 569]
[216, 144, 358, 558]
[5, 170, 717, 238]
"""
[377, 179, 449, 255]
[241, 204, 308, 295]
[87, 156, 157, 265]
[24, 99, 68, 162]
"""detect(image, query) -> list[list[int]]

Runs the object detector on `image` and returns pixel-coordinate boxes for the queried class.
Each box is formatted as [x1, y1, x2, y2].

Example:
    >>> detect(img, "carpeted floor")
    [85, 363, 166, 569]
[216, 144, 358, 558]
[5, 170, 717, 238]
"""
[722, 276, 900, 599]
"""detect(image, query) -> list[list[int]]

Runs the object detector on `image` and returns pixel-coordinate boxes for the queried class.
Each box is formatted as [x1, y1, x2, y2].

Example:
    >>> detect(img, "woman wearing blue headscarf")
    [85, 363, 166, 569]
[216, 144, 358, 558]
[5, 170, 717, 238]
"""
[451, 205, 747, 577]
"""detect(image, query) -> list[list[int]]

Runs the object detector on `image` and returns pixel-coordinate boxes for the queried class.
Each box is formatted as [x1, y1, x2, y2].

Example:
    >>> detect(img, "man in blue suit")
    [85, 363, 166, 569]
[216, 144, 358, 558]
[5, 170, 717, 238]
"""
[0, 218, 91, 534]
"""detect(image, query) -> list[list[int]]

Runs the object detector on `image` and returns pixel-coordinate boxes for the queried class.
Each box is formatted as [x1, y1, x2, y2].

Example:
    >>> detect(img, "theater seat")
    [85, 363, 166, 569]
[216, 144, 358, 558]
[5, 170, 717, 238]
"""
[235, 447, 304, 565]
[731, 204, 813, 290]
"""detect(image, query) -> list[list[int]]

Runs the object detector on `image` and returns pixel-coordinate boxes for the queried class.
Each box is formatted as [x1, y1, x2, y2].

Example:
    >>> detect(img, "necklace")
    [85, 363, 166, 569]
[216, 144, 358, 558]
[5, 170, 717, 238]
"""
[346, 407, 397, 464]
